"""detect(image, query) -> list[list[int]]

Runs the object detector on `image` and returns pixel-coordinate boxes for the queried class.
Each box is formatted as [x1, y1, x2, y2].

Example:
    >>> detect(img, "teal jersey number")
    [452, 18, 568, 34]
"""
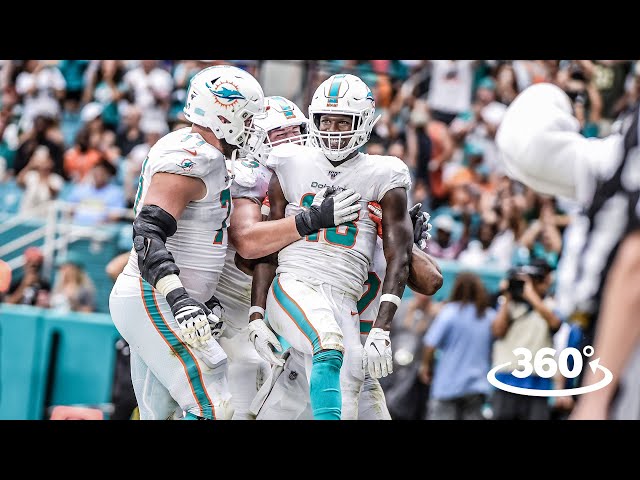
[300, 193, 357, 247]
[214, 188, 232, 244]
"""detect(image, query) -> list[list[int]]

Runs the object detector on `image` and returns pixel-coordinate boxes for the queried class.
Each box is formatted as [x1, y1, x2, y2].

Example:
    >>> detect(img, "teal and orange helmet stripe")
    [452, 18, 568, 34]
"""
[327, 74, 347, 106]
[139, 278, 216, 419]
[271, 96, 296, 119]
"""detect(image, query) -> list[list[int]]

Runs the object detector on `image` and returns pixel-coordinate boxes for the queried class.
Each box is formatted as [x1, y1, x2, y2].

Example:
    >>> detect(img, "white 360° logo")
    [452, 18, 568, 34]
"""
[487, 346, 613, 397]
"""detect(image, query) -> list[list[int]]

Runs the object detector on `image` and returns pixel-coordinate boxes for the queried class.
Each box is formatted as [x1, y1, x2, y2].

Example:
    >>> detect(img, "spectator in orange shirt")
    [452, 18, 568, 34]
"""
[63, 127, 103, 183]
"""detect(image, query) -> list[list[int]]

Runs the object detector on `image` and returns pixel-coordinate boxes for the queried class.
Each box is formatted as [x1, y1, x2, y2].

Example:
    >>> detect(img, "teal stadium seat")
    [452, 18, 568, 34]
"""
[0, 179, 23, 215]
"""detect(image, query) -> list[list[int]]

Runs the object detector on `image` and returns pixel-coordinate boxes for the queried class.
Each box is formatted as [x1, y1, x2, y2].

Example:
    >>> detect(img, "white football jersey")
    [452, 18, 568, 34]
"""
[357, 237, 386, 338]
[124, 127, 232, 303]
[217, 156, 273, 313]
[267, 143, 411, 299]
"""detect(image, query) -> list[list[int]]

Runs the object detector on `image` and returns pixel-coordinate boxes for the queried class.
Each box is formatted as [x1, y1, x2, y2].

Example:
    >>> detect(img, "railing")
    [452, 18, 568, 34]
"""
[0, 200, 135, 280]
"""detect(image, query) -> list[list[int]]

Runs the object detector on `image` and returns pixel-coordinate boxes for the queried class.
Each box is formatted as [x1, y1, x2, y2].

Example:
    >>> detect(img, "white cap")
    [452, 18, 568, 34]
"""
[433, 214, 455, 233]
[80, 102, 104, 123]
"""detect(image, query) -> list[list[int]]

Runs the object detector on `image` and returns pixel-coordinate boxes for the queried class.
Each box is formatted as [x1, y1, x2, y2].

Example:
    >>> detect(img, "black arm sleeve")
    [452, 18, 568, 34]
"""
[132, 204, 180, 287]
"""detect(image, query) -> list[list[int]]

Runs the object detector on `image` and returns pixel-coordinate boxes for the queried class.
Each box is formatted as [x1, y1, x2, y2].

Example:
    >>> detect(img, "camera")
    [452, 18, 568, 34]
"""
[506, 263, 549, 300]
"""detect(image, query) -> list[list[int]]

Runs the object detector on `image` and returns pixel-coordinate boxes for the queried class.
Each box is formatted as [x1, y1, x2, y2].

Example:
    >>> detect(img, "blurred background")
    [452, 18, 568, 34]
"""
[1, 59, 638, 420]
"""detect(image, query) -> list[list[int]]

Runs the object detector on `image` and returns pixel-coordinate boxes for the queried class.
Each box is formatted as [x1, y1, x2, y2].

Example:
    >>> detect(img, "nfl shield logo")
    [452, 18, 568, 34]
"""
[328, 170, 339, 180]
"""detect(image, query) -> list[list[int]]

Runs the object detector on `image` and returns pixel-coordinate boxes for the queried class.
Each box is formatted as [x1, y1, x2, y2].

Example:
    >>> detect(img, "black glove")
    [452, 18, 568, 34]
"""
[204, 293, 225, 339]
[295, 186, 362, 237]
[408, 203, 432, 248]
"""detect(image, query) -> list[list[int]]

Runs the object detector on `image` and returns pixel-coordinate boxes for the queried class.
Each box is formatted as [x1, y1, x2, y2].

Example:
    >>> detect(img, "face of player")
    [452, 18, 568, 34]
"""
[217, 115, 256, 158]
[318, 113, 354, 150]
[268, 124, 303, 146]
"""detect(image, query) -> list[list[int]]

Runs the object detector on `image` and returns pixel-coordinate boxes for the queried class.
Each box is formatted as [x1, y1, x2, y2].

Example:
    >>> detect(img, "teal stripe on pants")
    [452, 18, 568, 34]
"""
[141, 280, 214, 419]
[272, 275, 321, 354]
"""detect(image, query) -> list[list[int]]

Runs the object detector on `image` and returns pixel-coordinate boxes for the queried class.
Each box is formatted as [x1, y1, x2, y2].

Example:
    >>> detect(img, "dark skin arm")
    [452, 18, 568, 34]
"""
[374, 188, 414, 331]
[408, 245, 443, 296]
[249, 173, 287, 321]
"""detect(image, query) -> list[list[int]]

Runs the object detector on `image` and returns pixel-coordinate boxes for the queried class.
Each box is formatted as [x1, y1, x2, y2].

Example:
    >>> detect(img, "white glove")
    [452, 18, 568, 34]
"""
[248, 319, 284, 367]
[312, 186, 361, 225]
[362, 328, 393, 378]
[173, 304, 211, 348]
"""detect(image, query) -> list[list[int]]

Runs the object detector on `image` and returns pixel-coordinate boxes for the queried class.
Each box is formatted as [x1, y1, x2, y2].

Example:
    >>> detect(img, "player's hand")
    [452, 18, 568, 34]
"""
[408, 203, 432, 249]
[248, 318, 284, 367]
[362, 327, 393, 378]
[168, 290, 212, 348]
[368, 202, 432, 248]
[204, 293, 225, 339]
[295, 187, 361, 236]
[367, 201, 383, 237]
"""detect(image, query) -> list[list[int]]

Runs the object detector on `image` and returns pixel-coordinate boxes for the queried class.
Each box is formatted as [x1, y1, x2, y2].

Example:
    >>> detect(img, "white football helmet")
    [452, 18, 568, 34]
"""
[183, 65, 267, 156]
[252, 96, 309, 163]
[308, 73, 380, 162]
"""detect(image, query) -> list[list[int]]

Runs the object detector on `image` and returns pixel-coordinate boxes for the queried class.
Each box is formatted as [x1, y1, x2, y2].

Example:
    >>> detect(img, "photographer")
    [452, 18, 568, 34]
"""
[490, 259, 562, 420]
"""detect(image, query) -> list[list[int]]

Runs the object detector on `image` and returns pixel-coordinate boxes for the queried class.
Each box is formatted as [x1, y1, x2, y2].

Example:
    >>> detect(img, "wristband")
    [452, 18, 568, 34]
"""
[380, 294, 401, 308]
[156, 274, 184, 297]
[249, 306, 265, 318]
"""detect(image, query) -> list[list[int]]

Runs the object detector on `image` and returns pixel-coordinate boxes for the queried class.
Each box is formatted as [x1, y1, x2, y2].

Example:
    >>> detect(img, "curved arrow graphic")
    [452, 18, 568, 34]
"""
[487, 358, 613, 397]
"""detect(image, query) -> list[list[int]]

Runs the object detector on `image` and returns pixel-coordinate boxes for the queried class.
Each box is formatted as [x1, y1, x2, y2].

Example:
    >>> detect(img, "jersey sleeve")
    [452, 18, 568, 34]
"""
[229, 163, 260, 204]
[377, 156, 412, 202]
[148, 135, 219, 179]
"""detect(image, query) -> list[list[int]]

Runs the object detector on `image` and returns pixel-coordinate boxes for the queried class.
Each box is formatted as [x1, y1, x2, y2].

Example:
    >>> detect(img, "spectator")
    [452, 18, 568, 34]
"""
[427, 60, 476, 125]
[122, 60, 173, 135]
[14, 60, 66, 133]
[115, 105, 144, 157]
[427, 213, 469, 260]
[49, 254, 96, 312]
[518, 198, 563, 269]
[13, 114, 65, 177]
[122, 122, 168, 207]
[16, 145, 64, 217]
[66, 157, 125, 226]
[418, 271, 496, 420]
[4, 247, 51, 307]
[63, 126, 104, 182]
[490, 259, 562, 420]
[0, 259, 11, 302]
[456, 219, 503, 269]
[82, 60, 128, 133]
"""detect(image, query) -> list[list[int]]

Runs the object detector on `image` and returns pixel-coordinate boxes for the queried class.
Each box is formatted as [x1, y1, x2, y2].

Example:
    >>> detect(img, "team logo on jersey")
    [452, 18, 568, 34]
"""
[177, 159, 197, 172]
[242, 159, 260, 169]
[206, 78, 246, 109]
[328, 170, 340, 179]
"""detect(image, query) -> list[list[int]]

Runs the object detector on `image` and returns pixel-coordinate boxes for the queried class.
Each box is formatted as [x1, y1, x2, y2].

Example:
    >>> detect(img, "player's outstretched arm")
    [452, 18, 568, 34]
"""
[363, 187, 414, 379]
[248, 173, 288, 366]
[570, 231, 640, 419]
[134, 172, 219, 348]
[228, 181, 361, 260]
